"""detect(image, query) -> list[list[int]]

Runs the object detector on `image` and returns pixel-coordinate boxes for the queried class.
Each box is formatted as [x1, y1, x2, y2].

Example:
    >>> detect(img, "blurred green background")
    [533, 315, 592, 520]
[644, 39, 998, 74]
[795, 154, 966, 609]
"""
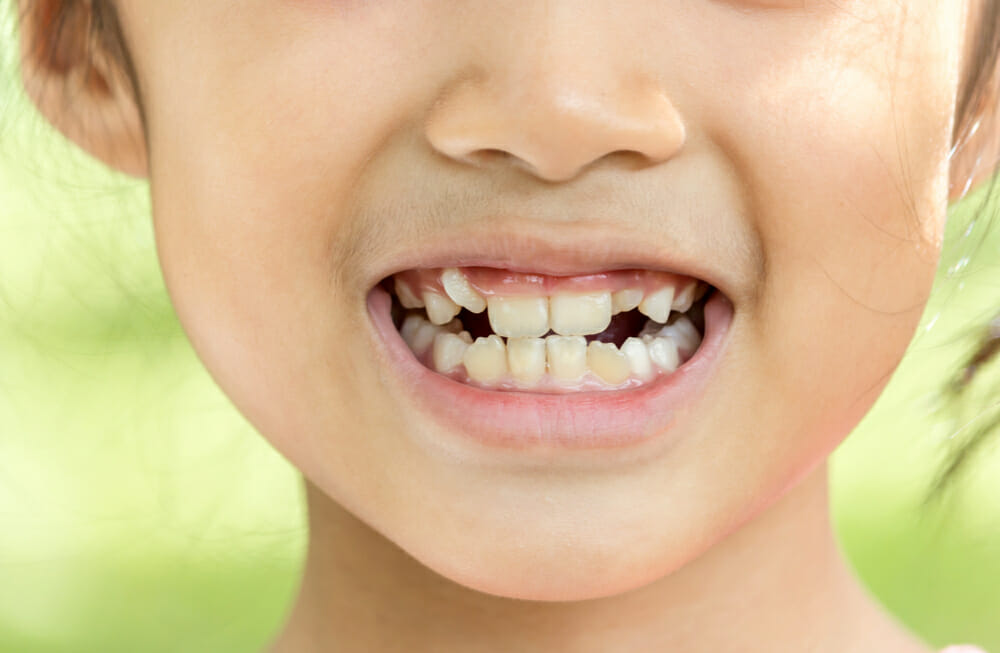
[2, 4, 1000, 652]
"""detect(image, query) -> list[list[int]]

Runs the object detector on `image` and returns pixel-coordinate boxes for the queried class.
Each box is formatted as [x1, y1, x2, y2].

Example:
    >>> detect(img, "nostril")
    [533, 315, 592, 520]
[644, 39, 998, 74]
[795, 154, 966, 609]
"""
[464, 148, 515, 167]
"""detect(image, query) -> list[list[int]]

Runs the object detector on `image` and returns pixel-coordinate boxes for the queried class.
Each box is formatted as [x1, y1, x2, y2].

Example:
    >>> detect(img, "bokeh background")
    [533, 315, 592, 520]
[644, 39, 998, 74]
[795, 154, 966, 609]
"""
[2, 4, 1000, 652]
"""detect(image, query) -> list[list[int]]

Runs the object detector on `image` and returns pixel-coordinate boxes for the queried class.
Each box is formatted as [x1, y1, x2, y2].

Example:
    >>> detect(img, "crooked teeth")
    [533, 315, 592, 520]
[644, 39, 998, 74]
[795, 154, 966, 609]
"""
[620, 337, 653, 381]
[433, 331, 472, 373]
[549, 292, 612, 336]
[463, 335, 508, 383]
[441, 268, 487, 313]
[611, 288, 643, 314]
[487, 296, 549, 338]
[546, 335, 588, 381]
[587, 341, 631, 385]
[424, 291, 462, 325]
[394, 278, 425, 309]
[638, 287, 674, 323]
[507, 337, 546, 384]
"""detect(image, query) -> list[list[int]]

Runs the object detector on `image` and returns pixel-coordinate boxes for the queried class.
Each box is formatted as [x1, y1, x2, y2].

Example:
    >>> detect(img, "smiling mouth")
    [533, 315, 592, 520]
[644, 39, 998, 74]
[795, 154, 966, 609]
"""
[381, 266, 713, 394]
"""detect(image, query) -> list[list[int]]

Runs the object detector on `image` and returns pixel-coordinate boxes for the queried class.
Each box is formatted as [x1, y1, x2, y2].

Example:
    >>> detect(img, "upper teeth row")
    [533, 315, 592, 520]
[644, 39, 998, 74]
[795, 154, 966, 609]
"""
[395, 268, 702, 337]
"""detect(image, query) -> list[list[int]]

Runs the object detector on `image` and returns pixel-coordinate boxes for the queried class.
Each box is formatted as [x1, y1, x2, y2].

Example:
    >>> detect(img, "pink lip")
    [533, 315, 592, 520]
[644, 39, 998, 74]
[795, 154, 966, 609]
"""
[365, 284, 734, 454]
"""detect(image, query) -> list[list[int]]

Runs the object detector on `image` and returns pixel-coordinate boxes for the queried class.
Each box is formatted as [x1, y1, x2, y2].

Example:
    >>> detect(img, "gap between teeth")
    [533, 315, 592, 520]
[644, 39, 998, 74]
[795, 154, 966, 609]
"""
[398, 267, 703, 334]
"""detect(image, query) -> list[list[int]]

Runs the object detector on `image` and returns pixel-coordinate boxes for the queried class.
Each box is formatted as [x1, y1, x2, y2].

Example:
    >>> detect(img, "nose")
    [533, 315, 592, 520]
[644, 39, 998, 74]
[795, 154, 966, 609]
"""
[423, 12, 686, 183]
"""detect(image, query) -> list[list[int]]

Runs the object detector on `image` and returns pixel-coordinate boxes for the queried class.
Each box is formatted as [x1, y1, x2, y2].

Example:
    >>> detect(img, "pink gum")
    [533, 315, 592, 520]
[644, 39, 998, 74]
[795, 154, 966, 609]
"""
[394, 267, 698, 298]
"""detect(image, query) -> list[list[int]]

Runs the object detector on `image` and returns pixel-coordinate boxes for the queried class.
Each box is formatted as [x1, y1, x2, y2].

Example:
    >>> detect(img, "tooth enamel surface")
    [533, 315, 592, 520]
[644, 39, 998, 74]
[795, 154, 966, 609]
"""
[549, 292, 612, 336]
[507, 337, 546, 384]
[647, 336, 680, 372]
[441, 268, 487, 313]
[487, 296, 549, 338]
[621, 337, 653, 380]
[661, 316, 702, 354]
[638, 287, 674, 323]
[546, 335, 587, 381]
[433, 332, 471, 373]
[672, 282, 697, 313]
[611, 288, 643, 314]
[423, 291, 461, 325]
[401, 314, 440, 356]
[463, 335, 508, 383]
[587, 342, 630, 385]
[394, 278, 425, 309]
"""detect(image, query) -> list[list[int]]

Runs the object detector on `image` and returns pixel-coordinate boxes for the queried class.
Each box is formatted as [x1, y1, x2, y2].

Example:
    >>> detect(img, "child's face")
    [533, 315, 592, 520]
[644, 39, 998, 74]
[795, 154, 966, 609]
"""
[109, 1, 967, 599]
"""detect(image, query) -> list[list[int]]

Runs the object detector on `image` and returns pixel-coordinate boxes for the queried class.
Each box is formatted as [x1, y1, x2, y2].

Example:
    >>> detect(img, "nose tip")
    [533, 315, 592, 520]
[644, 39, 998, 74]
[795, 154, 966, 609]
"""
[424, 73, 686, 183]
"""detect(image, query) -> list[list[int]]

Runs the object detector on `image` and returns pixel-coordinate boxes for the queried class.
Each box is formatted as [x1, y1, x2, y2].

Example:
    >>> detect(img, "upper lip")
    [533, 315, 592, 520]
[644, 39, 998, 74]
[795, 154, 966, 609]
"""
[366, 216, 738, 298]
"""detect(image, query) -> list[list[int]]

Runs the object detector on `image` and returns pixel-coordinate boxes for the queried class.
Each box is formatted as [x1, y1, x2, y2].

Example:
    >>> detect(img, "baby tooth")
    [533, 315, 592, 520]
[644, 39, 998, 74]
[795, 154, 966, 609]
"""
[661, 316, 702, 355]
[507, 337, 546, 384]
[611, 288, 643, 314]
[672, 282, 698, 313]
[647, 336, 679, 373]
[487, 296, 549, 338]
[441, 268, 487, 313]
[394, 278, 425, 309]
[549, 292, 612, 336]
[620, 337, 653, 381]
[401, 314, 440, 356]
[463, 335, 508, 383]
[546, 335, 588, 381]
[433, 332, 471, 373]
[400, 314, 425, 344]
[638, 287, 674, 323]
[424, 291, 461, 325]
[587, 342, 631, 385]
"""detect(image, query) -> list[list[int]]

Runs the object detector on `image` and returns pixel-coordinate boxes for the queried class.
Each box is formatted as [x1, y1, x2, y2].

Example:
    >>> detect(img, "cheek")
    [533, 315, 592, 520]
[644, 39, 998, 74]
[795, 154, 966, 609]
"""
[135, 8, 445, 467]
[716, 25, 954, 438]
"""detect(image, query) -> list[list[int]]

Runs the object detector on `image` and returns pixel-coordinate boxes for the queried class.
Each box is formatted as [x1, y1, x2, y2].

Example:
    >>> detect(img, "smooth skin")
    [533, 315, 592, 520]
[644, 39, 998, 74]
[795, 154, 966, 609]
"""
[18, 0, 1000, 651]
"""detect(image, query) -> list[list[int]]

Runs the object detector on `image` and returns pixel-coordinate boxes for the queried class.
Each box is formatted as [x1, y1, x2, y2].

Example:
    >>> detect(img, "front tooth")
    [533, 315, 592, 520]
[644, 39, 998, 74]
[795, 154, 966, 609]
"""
[507, 337, 546, 384]
[672, 282, 698, 313]
[394, 278, 425, 309]
[638, 287, 674, 323]
[611, 288, 643, 314]
[487, 296, 549, 338]
[400, 314, 440, 356]
[620, 337, 653, 380]
[549, 292, 612, 336]
[587, 342, 631, 385]
[441, 268, 487, 313]
[433, 332, 471, 373]
[424, 291, 461, 325]
[660, 316, 702, 356]
[546, 335, 588, 381]
[463, 335, 508, 383]
[648, 336, 679, 372]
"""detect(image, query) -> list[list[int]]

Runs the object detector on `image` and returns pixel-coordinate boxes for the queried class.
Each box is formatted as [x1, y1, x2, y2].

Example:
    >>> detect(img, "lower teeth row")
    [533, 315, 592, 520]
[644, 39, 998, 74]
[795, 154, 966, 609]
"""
[400, 312, 702, 391]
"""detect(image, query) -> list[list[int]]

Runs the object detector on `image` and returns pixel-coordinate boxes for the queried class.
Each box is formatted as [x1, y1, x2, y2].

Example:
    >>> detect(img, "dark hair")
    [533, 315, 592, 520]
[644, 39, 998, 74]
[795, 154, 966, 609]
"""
[14, 0, 1000, 495]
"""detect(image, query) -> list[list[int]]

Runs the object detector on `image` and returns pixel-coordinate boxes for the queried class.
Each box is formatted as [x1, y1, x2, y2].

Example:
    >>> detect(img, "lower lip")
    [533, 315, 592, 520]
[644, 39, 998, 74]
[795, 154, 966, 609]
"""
[365, 287, 733, 455]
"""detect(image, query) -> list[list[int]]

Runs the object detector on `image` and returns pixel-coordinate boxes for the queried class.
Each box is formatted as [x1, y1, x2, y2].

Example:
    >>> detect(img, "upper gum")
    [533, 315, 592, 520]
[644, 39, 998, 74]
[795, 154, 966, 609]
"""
[395, 267, 697, 298]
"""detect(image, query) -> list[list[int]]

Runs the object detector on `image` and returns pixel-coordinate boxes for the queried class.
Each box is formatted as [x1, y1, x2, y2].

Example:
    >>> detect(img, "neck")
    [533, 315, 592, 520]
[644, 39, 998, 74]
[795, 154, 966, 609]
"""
[270, 462, 929, 653]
